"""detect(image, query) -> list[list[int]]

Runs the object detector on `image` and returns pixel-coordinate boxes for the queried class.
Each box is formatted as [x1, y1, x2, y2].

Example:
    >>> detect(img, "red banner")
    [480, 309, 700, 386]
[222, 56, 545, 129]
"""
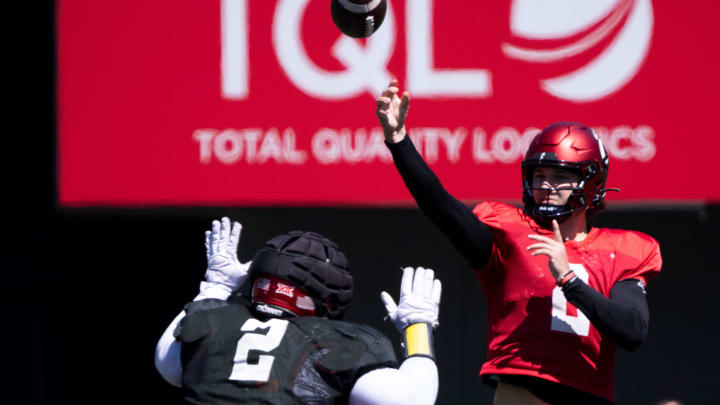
[57, 0, 720, 206]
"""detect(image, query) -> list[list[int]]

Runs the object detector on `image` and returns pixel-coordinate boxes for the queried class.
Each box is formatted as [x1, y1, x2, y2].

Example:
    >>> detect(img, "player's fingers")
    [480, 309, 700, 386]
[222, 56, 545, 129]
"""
[229, 221, 242, 250]
[432, 279, 442, 305]
[381, 87, 398, 99]
[205, 230, 212, 257]
[412, 267, 426, 295]
[211, 220, 221, 253]
[400, 267, 414, 297]
[552, 220, 564, 243]
[421, 268, 435, 299]
[400, 91, 410, 110]
[376, 96, 391, 108]
[218, 217, 228, 246]
[527, 237, 553, 250]
[380, 291, 398, 315]
[530, 248, 551, 257]
[398, 93, 410, 125]
[220, 217, 231, 246]
[527, 234, 553, 243]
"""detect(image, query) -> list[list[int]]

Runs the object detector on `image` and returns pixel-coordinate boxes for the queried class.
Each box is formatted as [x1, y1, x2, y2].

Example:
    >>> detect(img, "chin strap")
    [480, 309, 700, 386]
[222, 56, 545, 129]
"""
[531, 203, 579, 226]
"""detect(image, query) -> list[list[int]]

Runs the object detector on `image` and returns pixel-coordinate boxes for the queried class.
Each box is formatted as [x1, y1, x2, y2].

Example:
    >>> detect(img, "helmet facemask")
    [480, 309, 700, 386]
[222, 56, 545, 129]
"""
[522, 162, 598, 227]
[521, 122, 611, 228]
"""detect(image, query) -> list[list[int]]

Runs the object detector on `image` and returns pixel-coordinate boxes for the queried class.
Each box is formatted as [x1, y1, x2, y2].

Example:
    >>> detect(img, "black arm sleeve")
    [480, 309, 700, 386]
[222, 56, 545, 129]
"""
[386, 137, 493, 269]
[562, 277, 649, 351]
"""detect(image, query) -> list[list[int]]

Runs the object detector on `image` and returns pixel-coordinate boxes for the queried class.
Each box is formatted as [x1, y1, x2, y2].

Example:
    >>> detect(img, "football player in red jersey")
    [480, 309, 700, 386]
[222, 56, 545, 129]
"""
[376, 79, 661, 405]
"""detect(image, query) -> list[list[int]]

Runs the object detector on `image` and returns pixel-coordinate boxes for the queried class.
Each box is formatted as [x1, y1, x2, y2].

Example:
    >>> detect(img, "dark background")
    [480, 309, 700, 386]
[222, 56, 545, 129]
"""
[25, 1, 717, 404]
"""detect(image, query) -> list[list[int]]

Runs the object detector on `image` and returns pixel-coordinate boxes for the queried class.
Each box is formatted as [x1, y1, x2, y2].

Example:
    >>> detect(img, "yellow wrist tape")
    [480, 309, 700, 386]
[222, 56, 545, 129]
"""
[403, 323, 435, 359]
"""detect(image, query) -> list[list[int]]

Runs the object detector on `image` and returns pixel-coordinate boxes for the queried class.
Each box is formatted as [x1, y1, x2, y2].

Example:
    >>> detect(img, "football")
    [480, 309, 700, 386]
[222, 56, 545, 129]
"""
[331, 0, 387, 38]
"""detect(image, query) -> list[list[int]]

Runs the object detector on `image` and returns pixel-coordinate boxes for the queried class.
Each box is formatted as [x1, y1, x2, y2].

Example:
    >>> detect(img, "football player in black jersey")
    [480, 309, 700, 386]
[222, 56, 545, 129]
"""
[155, 217, 442, 405]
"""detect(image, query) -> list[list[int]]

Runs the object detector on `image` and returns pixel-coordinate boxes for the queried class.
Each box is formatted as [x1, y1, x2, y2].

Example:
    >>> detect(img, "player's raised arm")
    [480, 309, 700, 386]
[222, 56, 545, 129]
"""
[376, 80, 493, 269]
[154, 217, 251, 386]
[349, 267, 442, 405]
[201, 217, 250, 300]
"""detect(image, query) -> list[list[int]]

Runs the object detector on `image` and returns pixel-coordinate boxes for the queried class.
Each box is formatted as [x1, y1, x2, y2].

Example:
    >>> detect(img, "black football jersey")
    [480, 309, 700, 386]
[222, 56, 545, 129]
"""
[174, 299, 398, 405]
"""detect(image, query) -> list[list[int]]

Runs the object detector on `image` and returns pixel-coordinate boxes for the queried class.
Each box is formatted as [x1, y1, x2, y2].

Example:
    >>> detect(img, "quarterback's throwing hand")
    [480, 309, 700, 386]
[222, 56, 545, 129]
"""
[376, 79, 410, 144]
[381, 267, 442, 331]
[204, 217, 251, 291]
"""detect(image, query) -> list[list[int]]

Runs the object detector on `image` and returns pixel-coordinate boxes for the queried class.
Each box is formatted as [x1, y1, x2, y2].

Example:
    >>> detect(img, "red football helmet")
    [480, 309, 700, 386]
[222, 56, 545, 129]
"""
[521, 122, 612, 226]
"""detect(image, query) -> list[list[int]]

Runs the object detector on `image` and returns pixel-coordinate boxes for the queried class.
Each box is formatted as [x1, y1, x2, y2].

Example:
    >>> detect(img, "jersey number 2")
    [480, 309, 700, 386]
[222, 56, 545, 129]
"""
[551, 263, 590, 336]
[229, 318, 289, 382]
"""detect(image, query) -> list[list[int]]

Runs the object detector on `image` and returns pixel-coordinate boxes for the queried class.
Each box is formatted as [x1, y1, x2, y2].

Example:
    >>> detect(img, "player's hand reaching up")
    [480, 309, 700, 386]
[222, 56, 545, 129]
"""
[376, 79, 411, 144]
[203, 217, 251, 294]
[381, 267, 442, 331]
[526, 219, 572, 282]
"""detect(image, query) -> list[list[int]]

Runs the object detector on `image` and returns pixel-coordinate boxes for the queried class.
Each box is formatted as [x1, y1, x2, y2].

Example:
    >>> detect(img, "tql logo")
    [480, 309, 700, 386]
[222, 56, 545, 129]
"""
[221, 0, 653, 103]
[502, 0, 653, 102]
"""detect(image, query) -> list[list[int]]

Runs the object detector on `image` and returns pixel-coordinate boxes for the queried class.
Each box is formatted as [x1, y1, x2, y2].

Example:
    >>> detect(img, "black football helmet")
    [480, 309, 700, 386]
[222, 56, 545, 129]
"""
[248, 231, 352, 319]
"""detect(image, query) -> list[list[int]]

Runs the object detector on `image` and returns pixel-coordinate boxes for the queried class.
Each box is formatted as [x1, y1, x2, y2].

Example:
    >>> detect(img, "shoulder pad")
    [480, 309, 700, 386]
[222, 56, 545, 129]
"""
[311, 320, 397, 376]
[183, 298, 229, 315]
[175, 299, 232, 342]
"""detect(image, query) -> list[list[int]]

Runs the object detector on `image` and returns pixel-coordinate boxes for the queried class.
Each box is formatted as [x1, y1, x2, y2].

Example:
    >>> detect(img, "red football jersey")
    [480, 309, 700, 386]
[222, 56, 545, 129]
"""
[472, 201, 661, 401]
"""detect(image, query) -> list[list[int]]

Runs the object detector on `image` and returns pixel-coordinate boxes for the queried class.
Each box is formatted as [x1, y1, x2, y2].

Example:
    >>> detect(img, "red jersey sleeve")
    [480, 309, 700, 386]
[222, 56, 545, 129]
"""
[472, 201, 527, 274]
[473, 201, 521, 227]
[472, 202, 500, 274]
[615, 231, 662, 285]
[472, 202, 496, 228]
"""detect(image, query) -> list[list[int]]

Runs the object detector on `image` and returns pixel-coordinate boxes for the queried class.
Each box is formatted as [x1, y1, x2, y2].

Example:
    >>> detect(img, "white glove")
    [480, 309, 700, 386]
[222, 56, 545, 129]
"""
[381, 267, 442, 331]
[200, 217, 251, 299]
